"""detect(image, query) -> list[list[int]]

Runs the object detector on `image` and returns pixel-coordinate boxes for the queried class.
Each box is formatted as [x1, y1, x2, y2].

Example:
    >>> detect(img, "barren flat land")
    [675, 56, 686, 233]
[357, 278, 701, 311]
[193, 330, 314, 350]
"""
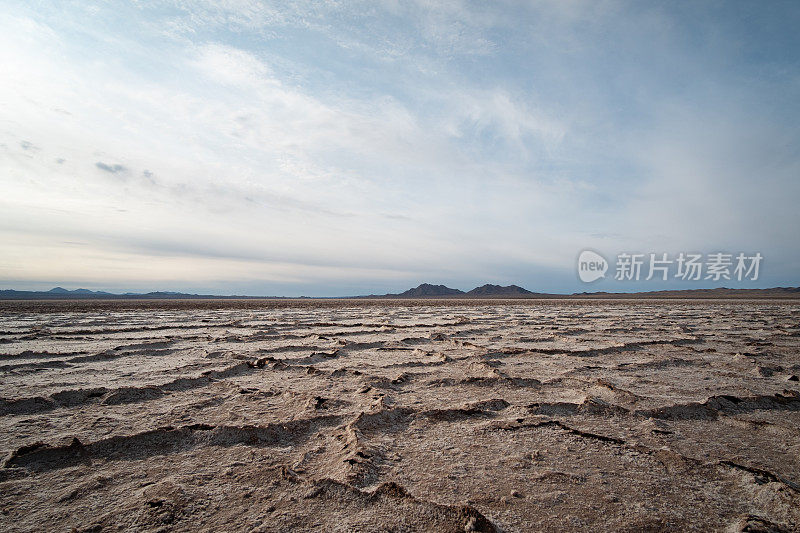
[1, 299, 800, 532]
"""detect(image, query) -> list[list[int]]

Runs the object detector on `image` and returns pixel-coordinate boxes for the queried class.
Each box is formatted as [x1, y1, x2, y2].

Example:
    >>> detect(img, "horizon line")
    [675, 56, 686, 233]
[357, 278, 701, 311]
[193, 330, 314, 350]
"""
[2, 284, 800, 300]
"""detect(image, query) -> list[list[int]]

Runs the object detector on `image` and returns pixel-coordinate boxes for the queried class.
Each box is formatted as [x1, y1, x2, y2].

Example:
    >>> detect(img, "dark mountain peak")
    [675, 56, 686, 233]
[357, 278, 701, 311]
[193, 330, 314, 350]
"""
[397, 283, 465, 297]
[466, 284, 533, 296]
[146, 291, 186, 296]
[50, 287, 112, 295]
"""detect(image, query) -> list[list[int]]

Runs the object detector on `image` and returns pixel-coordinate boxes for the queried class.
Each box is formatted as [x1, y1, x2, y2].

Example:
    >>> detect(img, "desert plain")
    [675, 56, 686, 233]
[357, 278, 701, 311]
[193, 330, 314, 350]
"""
[1, 299, 799, 532]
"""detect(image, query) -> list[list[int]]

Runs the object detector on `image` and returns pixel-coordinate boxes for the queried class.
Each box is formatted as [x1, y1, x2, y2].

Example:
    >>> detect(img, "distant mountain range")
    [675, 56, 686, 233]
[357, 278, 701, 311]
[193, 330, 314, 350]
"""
[48, 287, 113, 295]
[466, 284, 534, 296]
[1, 284, 799, 300]
[360, 284, 800, 299]
[395, 283, 466, 297]
[383, 283, 536, 298]
[0, 288, 261, 300]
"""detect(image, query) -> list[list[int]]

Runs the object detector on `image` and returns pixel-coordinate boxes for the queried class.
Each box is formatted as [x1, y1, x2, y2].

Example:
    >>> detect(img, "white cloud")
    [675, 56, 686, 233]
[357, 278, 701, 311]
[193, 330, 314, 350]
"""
[193, 43, 274, 87]
[0, 1, 798, 293]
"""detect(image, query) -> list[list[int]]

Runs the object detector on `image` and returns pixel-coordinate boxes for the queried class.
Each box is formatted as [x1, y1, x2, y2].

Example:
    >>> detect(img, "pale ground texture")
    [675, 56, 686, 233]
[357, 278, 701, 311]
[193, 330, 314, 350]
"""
[1, 299, 799, 532]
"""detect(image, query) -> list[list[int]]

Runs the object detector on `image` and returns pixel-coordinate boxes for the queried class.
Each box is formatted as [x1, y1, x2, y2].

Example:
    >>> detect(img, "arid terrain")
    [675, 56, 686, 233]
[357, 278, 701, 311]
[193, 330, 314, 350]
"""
[1, 299, 799, 532]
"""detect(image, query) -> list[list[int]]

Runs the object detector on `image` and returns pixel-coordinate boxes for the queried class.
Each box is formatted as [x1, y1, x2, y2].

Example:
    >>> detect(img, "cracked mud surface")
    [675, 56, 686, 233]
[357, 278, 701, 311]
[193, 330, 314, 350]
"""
[1, 299, 800, 532]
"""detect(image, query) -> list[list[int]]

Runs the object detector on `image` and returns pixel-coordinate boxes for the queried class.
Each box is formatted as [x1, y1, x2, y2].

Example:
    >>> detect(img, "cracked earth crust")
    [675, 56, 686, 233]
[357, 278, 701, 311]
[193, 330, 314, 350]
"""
[1, 299, 800, 532]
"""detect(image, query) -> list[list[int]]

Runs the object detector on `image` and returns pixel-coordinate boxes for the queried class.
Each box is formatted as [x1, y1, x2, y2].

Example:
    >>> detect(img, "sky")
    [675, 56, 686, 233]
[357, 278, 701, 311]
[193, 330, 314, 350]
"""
[1, 0, 799, 296]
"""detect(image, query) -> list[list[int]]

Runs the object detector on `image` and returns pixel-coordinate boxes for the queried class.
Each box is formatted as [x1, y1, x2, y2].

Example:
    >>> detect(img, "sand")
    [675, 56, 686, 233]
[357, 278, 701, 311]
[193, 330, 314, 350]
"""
[1, 299, 799, 532]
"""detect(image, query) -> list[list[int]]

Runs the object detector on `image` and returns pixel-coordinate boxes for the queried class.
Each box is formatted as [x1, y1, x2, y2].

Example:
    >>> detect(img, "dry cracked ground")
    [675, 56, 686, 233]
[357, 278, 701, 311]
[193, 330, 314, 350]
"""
[1, 299, 800, 532]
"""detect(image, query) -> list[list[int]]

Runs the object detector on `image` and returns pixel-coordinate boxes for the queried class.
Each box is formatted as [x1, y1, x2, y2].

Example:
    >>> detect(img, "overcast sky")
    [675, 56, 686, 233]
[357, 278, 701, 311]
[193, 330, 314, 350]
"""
[1, 1, 799, 296]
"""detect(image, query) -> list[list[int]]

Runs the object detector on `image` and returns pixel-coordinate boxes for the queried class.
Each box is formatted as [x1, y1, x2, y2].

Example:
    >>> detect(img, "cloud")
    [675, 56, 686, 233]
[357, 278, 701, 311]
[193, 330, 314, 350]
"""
[192, 43, 274, 87]
[0, 2, 798, 294]
[19, 140, 39, 151]
[95, 162, 127, 174]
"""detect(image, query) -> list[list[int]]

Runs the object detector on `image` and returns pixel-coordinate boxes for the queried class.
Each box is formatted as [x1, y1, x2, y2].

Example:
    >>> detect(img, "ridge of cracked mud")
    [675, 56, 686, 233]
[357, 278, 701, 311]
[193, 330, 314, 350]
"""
[1, 300, 800, 531]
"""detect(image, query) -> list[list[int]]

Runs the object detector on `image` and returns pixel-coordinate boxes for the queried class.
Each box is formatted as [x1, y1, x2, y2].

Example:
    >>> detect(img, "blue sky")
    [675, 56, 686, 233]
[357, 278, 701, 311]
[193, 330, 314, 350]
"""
[1, 1, 799, 296]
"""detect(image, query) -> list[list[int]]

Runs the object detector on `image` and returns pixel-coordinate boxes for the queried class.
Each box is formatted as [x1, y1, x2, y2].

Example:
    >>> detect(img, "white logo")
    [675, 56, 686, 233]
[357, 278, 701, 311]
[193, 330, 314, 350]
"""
[578, 250, 608, 282]
[577, 250, 762, 283]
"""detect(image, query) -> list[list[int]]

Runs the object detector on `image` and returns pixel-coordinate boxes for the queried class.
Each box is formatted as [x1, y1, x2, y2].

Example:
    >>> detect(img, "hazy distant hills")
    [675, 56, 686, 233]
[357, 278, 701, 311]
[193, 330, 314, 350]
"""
[48, 287, 112, 295]
[466, 284, 534, 296]
[372, 283, 541, 298]
[395, 283, 465, 297]
[575, 287, 800, 299]
[0, 288, 258, 300]
[363, 284, 800, 299]
[1, 285, 799, 300]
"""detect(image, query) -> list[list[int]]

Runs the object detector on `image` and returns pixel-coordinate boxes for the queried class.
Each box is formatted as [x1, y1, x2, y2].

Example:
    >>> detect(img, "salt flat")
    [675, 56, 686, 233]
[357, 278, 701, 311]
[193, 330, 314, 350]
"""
[1, 300, 799, 532]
